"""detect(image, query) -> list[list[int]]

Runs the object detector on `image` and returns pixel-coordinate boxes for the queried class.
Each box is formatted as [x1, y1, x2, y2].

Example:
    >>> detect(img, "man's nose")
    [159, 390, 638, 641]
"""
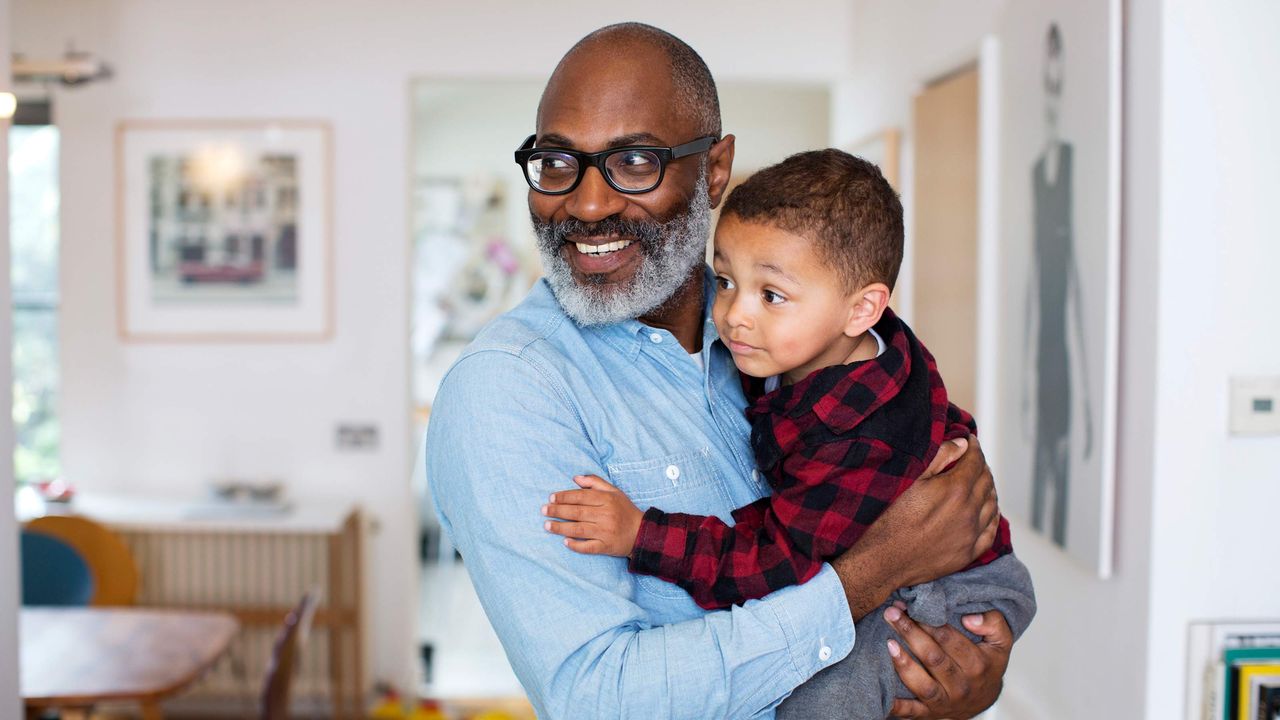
[564, 166, 626, 223]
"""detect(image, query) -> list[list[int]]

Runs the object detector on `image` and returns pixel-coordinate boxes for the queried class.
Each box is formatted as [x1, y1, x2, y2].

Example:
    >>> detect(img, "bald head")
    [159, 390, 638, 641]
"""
[538, 22, 721, 139]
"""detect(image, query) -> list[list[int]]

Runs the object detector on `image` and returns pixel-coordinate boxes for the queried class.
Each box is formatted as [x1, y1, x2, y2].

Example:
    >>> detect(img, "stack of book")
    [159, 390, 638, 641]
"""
[1191, 624, 1280, 720]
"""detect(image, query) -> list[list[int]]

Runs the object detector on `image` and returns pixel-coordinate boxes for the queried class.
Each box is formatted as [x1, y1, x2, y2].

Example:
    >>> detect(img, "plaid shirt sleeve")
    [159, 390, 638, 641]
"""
[630, 434, 926, 610]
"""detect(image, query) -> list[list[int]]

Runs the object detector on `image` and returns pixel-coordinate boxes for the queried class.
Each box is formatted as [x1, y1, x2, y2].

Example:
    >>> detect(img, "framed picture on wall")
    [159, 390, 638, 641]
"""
[993, 0, 1121, 578]
[116, 119, 333, 342]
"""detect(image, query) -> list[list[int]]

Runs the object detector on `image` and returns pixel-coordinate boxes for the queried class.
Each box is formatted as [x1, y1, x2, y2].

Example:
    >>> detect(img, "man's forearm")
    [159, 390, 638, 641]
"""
[829, 537, 900, 621]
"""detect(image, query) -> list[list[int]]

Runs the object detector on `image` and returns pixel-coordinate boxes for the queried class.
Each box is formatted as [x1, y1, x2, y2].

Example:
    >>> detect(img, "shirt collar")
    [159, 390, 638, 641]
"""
[746, 309, 913, 435]
[584, 265, 719, 360]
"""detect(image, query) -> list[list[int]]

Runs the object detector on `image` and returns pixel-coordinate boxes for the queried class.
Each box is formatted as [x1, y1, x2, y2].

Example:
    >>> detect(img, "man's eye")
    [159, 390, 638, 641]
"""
[762, 289, 786, 305]
[715, 276, 735, 291]
[540, 157, 572, 171]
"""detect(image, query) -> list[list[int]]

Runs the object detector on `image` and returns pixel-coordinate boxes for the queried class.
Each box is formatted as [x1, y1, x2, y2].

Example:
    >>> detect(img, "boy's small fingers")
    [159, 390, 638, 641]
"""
[574, 474, 617, 491]
[544, 504, 596, 521]
[550, 489, 605, 506]
[564, 538, 606, 555]
[543, 520, 594, 538]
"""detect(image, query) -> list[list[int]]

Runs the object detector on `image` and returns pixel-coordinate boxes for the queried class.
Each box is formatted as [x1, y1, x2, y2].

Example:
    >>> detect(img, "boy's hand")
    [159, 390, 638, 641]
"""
[542, 475, 644, 557]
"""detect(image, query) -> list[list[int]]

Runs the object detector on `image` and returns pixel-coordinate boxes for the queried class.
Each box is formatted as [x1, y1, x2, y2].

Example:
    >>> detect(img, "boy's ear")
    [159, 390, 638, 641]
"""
[843, 283, 892, 338]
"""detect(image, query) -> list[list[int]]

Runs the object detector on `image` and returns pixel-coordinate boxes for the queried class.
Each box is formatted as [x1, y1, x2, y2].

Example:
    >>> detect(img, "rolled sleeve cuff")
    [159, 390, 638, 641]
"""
[766, 563, 856, 684]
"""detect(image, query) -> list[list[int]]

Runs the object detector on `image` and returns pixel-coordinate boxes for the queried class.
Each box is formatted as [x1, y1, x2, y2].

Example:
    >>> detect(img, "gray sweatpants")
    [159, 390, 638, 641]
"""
[777, 553, 1037, 720]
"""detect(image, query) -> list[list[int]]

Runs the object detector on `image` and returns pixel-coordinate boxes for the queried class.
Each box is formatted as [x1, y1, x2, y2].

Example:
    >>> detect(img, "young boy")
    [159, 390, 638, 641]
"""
[542, 150, 1036, 719]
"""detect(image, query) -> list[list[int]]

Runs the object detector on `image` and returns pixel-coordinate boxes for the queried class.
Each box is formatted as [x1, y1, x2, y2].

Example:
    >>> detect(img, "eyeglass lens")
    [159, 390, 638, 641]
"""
[525, 148, 664, 193]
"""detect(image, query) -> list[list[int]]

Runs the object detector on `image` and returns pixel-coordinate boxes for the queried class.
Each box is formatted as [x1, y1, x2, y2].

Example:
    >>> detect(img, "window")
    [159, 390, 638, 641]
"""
[9, 114, 60, 485]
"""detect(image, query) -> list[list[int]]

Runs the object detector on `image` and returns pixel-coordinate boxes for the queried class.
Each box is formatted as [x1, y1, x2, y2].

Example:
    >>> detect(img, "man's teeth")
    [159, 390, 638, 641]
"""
[575, 239, 634, 256]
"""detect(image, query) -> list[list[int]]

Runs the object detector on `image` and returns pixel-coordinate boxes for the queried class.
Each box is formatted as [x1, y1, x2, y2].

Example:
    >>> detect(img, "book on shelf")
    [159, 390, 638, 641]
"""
[1257, 683, 1280, 720]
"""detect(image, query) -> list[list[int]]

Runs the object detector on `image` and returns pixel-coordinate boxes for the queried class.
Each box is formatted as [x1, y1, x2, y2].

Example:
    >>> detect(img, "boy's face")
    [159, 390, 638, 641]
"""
[711, 216, 869, 385]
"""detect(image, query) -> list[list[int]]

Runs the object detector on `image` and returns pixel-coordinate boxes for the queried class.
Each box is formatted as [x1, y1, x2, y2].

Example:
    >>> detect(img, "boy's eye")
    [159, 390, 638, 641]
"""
[715, 276, 735, 291]
[762, 289, 786, 305]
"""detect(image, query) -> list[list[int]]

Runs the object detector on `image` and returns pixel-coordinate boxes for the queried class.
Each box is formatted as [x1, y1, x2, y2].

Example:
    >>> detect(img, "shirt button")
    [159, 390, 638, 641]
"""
[665, 465, 680, 481]
[818, 645, 832, 662]
[649, 332, 663, 343]
[751, 469, 761, 482]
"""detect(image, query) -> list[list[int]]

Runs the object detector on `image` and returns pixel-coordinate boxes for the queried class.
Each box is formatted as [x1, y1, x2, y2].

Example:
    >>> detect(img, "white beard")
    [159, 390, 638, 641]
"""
[533, 174, 711, 326]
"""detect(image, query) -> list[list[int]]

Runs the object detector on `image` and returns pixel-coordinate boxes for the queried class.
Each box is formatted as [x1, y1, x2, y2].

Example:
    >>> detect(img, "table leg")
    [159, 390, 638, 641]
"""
[140, 700, 164, 720]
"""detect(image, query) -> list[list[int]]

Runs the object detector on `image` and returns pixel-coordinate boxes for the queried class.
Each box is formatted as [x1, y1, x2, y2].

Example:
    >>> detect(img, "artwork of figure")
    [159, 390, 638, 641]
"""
[1023, 23, 1094, 547]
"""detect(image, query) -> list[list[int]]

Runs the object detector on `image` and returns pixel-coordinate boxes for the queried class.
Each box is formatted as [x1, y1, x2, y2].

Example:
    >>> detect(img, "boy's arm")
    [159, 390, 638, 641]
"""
[428, 350, 857, 719]
[628, 435, 923, 610]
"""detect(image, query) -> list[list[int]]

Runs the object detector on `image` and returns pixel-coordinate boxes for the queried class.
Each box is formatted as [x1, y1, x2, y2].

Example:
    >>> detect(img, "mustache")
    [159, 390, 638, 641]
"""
[531, 213, 666, 249]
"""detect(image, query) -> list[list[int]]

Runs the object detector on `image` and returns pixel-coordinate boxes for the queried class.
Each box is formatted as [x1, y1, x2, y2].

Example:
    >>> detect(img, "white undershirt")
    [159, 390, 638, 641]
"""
[763, 327, 886, 393]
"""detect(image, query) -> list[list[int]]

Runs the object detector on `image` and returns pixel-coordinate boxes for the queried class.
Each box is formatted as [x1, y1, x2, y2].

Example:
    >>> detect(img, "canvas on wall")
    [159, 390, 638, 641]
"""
[116, 120, 332, 341]
[994, 0, 1121, 577]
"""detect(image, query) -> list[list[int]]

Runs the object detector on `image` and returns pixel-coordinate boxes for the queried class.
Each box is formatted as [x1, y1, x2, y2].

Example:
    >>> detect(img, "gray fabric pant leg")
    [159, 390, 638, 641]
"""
[777, 554, 1037, 720]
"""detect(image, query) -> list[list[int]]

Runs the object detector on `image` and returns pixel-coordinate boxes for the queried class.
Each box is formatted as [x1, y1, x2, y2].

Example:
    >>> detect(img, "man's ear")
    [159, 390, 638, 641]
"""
[844, 283, 892, 337]
[706, 134, 736, 209]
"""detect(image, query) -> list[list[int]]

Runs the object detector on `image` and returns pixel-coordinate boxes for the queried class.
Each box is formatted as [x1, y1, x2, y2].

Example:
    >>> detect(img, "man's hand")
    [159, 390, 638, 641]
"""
[543, 475, 644, 557]
[885, 604, 1013, 719]
[829, 436, 1000, 619]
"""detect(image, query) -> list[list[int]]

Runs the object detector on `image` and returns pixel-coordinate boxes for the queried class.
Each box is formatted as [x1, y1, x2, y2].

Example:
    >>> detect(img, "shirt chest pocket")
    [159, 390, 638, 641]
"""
[607, 448, 733, 602]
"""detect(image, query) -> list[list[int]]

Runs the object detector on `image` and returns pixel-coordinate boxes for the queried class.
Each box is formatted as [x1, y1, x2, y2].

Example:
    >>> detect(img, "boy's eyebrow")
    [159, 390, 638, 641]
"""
[757, 262, 800, 285]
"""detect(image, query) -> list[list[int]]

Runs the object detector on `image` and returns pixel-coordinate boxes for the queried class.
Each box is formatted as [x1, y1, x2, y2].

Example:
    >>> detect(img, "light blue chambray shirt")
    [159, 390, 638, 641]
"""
[426, 272, 856, 719]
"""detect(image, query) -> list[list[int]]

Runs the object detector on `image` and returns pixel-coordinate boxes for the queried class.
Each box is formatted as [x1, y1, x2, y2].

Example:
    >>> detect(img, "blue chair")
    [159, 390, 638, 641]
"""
[20, 529, 94, 606]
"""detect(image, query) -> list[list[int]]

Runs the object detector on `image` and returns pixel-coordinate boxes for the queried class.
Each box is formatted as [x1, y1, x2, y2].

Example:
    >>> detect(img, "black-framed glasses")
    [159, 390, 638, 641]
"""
[514, 134, 717, 195]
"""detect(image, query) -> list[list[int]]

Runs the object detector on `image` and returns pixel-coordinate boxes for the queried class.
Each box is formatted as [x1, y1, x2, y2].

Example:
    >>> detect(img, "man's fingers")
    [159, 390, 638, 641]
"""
[922, 623, 985, 677]
[886, 636, 945, 706]
[886, 607, 964, 692]
[922, 436, 968, 479]
[964, 610, 1015, 655]
[889, 697, 931, 719]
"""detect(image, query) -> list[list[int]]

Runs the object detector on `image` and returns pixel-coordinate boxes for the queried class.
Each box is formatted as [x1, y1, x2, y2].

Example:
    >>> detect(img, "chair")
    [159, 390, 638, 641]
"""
[20, 530, 94, 606]
[26, 515, 140, 606]
[260, 589, 321, 720]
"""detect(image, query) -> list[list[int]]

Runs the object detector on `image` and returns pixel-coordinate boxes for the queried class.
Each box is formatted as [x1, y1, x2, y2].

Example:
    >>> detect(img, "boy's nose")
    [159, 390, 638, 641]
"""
[725, 298, 753, 330]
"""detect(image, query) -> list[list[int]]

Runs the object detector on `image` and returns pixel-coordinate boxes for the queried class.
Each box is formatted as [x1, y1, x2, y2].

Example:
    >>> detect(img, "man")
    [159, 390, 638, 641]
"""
[427, 23, 1013, 719]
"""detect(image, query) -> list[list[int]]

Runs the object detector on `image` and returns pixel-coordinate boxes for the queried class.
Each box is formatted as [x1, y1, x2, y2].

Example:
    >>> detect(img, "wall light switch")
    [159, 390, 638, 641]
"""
[1229, 376, 1280, 436]
[336, 423, 380, 451]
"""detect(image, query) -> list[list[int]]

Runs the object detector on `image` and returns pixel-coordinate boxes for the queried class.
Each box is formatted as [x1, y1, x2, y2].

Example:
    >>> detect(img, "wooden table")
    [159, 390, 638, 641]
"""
[21, 607, 240, 720]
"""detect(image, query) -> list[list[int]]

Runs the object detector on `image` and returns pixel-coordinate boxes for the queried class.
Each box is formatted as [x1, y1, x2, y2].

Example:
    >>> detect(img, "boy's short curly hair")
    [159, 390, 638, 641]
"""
[721, 149, 903, 293]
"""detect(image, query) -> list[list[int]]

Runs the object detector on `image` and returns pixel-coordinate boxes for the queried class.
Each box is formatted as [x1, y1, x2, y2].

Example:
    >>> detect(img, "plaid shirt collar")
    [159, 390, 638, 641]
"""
[744, 308, 913, 441]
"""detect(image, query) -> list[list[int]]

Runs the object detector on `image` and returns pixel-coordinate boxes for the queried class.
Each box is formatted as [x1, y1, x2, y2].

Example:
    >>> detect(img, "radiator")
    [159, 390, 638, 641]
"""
[98, 504, 366, 719]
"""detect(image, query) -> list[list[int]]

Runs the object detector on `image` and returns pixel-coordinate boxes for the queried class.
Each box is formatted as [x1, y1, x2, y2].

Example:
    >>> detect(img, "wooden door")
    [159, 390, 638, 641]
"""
[912, 65, 979, 411]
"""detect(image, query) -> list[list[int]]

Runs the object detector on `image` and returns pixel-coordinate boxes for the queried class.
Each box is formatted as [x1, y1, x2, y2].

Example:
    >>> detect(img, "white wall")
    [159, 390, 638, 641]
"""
[832, 0, 1007, 324]
[0, 0, 22, 714]
[11, 0, 854, 694]
[837, 2, 1162, 718]
[1145, 1, 1280, 717]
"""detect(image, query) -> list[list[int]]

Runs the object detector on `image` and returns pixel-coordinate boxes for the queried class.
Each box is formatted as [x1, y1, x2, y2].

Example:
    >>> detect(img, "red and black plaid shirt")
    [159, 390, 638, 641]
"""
[629, 309, 1013, 610]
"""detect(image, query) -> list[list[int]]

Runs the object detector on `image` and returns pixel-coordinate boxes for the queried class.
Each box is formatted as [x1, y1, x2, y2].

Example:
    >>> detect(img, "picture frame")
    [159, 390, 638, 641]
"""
[993, 0, 1121, 578]
[115, 119, 333, 342]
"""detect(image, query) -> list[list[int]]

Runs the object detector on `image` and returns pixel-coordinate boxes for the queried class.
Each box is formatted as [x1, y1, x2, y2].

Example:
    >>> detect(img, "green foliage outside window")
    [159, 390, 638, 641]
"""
[9, 125, 60, 485]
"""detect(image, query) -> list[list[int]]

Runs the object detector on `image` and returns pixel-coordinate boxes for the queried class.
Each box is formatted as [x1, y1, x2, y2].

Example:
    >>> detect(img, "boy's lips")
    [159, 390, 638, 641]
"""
[726, 339, 761, 354]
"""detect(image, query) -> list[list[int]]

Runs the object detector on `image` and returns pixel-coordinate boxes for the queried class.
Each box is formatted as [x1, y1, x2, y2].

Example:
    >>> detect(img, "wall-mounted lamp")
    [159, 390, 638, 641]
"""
[0, 92, 16, 120]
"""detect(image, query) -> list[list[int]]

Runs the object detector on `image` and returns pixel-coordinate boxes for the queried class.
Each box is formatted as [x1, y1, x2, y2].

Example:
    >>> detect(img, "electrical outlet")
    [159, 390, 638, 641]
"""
[1229, 376, 1280, 436]
[335, 423, 379, 450]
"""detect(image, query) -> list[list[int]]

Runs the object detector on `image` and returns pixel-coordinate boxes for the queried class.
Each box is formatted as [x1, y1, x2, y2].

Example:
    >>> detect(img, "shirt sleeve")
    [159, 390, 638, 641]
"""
[427, 349, 856, 720]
